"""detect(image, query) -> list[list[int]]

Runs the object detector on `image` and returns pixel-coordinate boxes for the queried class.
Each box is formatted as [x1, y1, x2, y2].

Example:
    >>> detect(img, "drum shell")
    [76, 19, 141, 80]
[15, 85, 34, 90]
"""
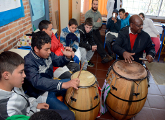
[106, 62, 148, 120]
[65, 71, 100, 120]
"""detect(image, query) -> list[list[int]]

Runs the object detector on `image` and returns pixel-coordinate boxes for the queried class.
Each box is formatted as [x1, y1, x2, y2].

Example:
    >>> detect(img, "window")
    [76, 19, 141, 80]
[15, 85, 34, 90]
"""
[122, 0, 165, 17]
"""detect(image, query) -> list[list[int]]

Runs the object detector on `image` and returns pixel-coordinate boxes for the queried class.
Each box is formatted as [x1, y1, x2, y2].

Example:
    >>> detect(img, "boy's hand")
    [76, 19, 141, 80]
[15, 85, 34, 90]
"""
[92, 45, 97, 51]
[37, 103, 49, 109]
[61, 49, 72, 59]
[64, 46, 73, 52]
[62, 78, 80, 90]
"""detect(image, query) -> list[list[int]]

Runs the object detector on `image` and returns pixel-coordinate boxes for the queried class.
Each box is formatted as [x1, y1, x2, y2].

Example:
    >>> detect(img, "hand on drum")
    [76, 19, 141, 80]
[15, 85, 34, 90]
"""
[123, 51, 135, 63]
[146, 55, 154, 63]
[62, 78, 80, 90]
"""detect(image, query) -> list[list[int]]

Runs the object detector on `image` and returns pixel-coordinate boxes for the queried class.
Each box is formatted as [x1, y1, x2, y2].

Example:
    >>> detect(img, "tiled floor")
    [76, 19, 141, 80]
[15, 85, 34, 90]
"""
[86, 37, 165, 120]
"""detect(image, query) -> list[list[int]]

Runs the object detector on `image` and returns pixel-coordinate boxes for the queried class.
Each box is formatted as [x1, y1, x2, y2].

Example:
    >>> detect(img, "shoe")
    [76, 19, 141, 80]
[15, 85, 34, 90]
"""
[101, 55, 113, 63]
[88, 61, 94, 67]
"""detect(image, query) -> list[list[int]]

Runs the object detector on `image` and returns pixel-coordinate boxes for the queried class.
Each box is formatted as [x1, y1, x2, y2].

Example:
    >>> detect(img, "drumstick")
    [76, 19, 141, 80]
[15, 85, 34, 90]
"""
[67, 62, 85, 104]
[139, 58, 148, 61]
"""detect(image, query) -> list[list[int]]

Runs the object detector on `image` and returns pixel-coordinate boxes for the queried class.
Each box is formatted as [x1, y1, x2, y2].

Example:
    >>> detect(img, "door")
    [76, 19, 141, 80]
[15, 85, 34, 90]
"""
[29, 0, 49, 31]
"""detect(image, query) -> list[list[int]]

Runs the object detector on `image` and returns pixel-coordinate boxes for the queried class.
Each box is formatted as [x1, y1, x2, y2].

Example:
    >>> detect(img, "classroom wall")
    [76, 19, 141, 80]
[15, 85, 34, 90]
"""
[0, 0, 53, 53]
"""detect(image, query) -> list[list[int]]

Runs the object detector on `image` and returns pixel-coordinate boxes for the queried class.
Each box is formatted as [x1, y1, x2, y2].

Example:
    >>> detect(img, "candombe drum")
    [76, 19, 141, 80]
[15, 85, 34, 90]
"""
[65, 71, 100, 120]
[106, 60, 148, 120]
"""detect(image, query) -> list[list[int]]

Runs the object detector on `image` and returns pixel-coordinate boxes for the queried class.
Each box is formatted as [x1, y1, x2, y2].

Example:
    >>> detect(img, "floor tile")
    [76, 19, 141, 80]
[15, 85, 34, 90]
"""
[158, 85, 165, 96]
[96, 111, 114, 120]
[133, 107, 155, 120]
[147, 95, 165, 109]
[97, 62, 111, 70]
[90, 54, 98, 62]
[148, 83, 162, 95]
[144, 99, 150, 108]
[87, 61, 97, 69]
[97, 78, 106, 88]
[148, 73, 156, 84]
[95, 70, 107, 79]
[87, 68, 96, 76]
[151, 108, 165, 120]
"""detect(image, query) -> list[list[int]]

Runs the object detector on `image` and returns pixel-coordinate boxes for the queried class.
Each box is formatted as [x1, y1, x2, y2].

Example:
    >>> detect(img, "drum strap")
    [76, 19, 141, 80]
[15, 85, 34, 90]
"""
[109, 92, 147, 102]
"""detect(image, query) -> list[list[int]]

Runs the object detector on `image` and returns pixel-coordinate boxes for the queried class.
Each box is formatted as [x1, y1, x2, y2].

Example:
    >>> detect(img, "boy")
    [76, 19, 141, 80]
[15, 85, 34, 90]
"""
[0, 51, 75, 120]
[78, 18, 97, 70]
[119, 8, 131, 29]
[38, 20, 80, 79]
[60, 18, 80, 62]
[23, 31, 79, 111]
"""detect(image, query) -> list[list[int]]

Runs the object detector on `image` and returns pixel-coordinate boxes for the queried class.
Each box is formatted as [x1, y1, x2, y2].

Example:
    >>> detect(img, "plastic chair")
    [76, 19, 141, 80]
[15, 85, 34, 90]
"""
[158, 25, 165, 62]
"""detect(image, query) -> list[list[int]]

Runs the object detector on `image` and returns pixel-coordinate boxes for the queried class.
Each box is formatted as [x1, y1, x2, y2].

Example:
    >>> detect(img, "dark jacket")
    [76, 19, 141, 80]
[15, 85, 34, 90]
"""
[23, 50, 70, 98]
[106, 17, 121, 33]
[78, 24, 96, 50]
[112, 26, 155, 64]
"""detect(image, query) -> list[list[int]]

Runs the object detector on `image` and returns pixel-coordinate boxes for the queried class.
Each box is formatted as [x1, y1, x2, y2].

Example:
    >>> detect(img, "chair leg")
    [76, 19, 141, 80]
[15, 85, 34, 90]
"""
[158, 45, 162, 62]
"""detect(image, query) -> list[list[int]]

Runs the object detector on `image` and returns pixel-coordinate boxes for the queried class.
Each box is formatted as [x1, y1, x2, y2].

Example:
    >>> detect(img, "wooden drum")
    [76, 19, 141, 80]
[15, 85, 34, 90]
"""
[65, 71, 100, 120]
[106, 60, 148, 120]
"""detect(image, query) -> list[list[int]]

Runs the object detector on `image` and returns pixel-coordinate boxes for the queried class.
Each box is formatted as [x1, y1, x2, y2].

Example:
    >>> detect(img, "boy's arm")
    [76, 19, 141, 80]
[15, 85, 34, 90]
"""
[114, 19, 121, 31]
[60, 30, 66, 46]
[71, 31, 80, 52]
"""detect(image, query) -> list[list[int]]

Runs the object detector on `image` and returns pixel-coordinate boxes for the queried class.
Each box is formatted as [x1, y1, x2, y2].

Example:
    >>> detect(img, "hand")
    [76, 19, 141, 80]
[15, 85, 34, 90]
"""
[92, 45, 97, 51]
[146, 55, 154, 63]
[37, 103, 49, 109]
[62, 78, 80, 90]
[157, 35, 160, 38]
[97, 18, 101, 22]
[123, 51, 135, 63]
[64, 46, 73, 52]
[61, 48, 72, 59]
[71, 51, 75, 58]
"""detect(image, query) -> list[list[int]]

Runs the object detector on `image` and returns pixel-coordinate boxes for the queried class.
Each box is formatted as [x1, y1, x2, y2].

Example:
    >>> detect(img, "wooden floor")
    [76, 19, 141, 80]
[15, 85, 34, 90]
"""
[86, 36, 165, 120]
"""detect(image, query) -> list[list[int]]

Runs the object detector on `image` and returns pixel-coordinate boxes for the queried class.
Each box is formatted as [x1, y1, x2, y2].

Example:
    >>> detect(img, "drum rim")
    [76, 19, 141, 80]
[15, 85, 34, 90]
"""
[112, 60, 148, 81]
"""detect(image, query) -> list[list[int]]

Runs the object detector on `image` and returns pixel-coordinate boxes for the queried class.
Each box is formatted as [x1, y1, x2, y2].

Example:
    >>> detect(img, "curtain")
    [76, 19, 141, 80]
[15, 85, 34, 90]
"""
[82, 0, 89, 14]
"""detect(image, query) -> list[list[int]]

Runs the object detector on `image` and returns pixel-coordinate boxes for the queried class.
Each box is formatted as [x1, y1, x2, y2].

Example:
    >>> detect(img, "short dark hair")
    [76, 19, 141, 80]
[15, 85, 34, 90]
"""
[119, 8, 125, 13]
[139, 13, 145, 18]
[85, 17, 93, 26]
[31, 31, 51, 50]
[69, 18, 78, 26]
[92, 0, 98, 3]
[0, 51, 24, 80]
[29, 110, 62, 120]
[38, 20, 51, 31]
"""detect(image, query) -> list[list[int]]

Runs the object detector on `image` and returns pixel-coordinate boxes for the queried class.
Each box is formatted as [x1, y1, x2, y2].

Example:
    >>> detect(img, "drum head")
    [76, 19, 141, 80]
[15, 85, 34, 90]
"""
[71, 71, 96, 86]
[113, 60, 147, 80]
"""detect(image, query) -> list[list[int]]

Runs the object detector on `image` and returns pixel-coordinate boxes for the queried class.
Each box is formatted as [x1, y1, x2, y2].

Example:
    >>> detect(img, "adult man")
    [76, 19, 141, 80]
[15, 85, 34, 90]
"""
[24, 31, 79, 110]
[85, 0, 113, 63]
[78, 18, 97, 70]
[105, 9, 121, 57]
[119, 8, 131, 29]
[112, 15, 155, 64]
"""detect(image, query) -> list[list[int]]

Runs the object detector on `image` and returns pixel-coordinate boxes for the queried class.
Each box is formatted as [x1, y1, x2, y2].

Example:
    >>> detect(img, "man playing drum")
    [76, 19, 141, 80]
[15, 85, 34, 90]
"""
[112, 15, 155, 64]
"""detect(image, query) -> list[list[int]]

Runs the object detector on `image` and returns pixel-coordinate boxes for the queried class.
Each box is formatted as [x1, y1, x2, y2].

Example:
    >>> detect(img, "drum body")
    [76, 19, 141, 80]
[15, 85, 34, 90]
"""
[106, 60, 148, 120]
[65, 71, 100, 120]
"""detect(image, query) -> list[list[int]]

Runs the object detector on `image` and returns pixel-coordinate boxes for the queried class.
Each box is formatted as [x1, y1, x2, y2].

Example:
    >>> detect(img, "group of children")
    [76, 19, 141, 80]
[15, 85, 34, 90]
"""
[0, 16, 97, 119]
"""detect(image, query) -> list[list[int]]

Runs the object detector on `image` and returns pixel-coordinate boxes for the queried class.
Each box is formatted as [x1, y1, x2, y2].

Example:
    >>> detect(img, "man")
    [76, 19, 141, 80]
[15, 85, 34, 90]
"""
[119, 8, 131, 29]
[78, 17, 97, 70]
[85, 0, 113, 63]
[105, 9, 121, 57]
[24, 31, 79, 110]
[112, 15, 155, 64]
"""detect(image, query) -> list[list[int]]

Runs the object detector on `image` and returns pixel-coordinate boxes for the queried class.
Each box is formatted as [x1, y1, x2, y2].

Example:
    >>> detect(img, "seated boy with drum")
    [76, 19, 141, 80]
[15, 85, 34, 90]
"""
[23, 31, 80, 111]
[78, 18, 97, 70]
[112, 15, 155, 64]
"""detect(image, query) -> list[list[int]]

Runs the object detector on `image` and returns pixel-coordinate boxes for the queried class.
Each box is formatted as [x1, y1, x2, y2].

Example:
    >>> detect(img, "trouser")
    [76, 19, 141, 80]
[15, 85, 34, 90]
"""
[93, 29, 107, 59]
[151, 37, 160, 54]
[105, 33, 117, 55]
[46, 79, 70, 110]
[79, 47, 94, 70]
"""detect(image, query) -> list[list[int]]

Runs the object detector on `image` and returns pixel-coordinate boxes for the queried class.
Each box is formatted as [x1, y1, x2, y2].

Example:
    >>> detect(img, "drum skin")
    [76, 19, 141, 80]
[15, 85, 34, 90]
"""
[65, 71, 100, 120]
[106, 60, 148, 120]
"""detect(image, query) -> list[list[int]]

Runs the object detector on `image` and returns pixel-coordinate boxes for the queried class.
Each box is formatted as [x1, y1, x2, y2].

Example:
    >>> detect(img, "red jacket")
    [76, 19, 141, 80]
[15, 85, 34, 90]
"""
[50, 33, 64, 72]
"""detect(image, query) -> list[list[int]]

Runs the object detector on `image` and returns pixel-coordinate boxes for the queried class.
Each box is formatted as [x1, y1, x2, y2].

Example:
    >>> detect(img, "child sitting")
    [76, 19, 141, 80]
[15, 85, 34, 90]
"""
[60, 18, 80, 63]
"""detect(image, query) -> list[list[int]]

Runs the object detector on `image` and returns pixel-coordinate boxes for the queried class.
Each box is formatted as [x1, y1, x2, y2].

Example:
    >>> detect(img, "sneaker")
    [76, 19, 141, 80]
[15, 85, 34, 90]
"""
[101, 55, 113, 63]
[88, 61, 94, 67]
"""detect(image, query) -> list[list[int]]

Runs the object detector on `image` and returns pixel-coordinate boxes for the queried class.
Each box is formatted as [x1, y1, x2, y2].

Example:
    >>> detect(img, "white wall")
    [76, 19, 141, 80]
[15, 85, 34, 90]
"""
[60, 0, 69, 30]
[72, 0, 81, 25]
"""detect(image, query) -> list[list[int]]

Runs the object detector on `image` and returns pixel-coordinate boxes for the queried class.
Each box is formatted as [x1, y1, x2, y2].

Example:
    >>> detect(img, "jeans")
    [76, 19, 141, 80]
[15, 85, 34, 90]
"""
[46, 79, 70, 110]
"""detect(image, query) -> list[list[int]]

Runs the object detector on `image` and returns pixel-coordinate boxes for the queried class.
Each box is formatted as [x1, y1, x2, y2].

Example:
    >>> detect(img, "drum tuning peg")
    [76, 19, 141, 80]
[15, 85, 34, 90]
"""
[94, 94, 98, 100]
[112, 85, 117, 91]
[70, 97, 77, 102]
[133, 93, 140, 96]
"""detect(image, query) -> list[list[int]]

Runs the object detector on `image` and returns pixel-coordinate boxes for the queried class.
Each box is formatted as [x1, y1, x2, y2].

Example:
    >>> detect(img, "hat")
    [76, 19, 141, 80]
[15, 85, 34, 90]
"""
[113, 9, 118, 14]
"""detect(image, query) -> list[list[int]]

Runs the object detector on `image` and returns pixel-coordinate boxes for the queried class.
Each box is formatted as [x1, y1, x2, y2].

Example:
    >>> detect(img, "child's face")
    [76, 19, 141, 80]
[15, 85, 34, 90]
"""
[68, 24, 77, 33]
[43, 24, 53, 37]
[84, 24, 93, 33]
[35, 43, 51, 59]
[9, 64, 26, 88]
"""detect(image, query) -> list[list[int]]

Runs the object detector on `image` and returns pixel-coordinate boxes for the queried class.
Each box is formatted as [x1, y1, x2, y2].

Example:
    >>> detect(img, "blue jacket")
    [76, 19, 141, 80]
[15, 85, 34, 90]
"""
[23, 50, 70, 98]
[121, 13, 131, 29]
[60, 27, 80, 52]
[106, 17, 121, 33]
